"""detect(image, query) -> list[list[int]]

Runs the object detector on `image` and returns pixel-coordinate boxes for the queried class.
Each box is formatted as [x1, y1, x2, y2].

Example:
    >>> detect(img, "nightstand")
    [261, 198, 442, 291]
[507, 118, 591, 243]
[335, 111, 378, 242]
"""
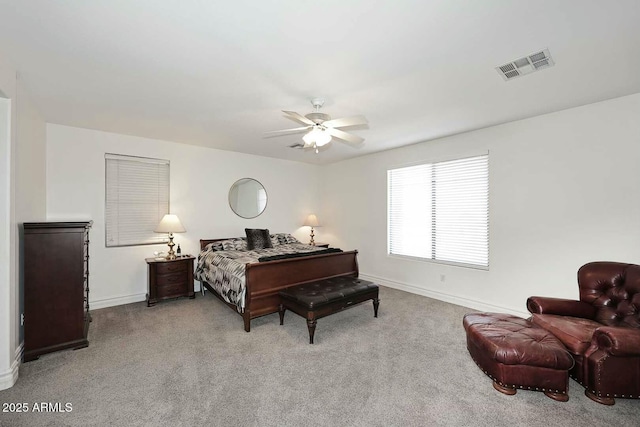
[145, 256, 195, 306]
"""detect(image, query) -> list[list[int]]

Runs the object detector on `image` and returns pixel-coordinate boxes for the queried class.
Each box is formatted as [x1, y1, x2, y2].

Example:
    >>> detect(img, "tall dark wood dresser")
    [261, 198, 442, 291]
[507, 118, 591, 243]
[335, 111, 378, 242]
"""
[23, 221, 92, 361]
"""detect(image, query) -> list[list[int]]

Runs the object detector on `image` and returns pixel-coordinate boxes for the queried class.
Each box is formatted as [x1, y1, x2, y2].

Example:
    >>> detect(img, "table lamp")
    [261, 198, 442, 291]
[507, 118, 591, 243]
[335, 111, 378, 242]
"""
[303, 214, 320, 246]
[155, 214, 186, 259]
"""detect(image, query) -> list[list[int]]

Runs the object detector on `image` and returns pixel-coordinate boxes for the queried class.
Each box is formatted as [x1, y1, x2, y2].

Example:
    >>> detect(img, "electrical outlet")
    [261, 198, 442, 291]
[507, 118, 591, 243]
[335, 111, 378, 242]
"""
[21, 313, 24, 326]
[440, 274, 446, 282]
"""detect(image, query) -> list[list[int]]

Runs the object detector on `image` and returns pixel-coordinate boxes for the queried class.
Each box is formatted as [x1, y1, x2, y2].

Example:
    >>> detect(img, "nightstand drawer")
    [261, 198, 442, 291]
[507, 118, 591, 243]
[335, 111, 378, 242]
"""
[156, 261, 188, 275]
[158, 282, 187, 298]
[157, 272, 187, 287]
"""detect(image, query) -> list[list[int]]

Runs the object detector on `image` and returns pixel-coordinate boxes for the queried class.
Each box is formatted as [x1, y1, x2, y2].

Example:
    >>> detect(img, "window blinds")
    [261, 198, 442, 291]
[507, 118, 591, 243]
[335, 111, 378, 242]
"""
[105, 154, 170, 247]
[388, 154, 488, 268]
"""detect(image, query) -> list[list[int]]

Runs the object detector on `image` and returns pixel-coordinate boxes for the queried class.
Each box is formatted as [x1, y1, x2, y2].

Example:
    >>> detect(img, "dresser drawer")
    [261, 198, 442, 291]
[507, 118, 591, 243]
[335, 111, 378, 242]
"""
[156, 261, 188, 275]
[158, 282, 187, 298]
[157, 271, 187, 287]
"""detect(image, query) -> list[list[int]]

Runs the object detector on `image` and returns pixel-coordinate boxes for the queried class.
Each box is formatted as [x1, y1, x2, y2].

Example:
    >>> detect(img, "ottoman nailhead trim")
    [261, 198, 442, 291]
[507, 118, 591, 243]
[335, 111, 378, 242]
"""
[469, 353, 567, 395]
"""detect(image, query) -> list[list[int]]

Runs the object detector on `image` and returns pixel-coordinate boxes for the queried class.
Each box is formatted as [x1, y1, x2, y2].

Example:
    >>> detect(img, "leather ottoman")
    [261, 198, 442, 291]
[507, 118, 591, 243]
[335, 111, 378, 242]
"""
[463, 312, 574, 401]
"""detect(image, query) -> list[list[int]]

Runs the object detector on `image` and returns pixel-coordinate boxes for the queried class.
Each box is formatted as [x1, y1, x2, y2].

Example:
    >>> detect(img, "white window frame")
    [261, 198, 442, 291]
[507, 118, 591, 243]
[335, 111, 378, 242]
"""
[387, 153, 489, 269]
[105, 153, 170, 247]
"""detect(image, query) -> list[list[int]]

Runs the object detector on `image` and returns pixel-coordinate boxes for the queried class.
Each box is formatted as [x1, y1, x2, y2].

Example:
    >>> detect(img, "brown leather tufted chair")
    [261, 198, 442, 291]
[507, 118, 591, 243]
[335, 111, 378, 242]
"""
[527, 261, 640, 405]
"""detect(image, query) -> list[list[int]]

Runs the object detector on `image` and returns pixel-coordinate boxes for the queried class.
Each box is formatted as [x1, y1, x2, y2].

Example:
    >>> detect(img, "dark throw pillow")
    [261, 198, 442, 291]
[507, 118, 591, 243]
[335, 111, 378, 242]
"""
[245, 228, 273, 250]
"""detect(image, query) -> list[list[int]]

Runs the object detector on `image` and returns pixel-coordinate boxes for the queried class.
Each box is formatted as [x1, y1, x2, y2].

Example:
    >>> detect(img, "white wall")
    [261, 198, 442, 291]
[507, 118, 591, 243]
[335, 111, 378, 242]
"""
[15, 81, 47, 346]
[322, 93, 640, 317]
[15, 83, 46, 224]
[46, 124, 322, 308]
[0, 58, 47, 390]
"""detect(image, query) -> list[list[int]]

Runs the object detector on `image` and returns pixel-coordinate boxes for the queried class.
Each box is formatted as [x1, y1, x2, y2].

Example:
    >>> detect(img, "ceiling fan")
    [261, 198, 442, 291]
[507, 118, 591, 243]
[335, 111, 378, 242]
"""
[265, 98, 368, 153]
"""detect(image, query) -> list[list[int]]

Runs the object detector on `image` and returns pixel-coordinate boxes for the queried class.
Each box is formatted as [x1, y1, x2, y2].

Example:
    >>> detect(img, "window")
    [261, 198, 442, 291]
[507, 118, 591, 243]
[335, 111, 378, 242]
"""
[105, 154, 170, 247]
[388, 154, 488, 268]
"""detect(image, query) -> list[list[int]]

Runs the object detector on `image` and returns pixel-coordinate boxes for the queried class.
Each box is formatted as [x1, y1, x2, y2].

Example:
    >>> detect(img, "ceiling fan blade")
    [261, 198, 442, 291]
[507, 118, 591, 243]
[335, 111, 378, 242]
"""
[323, 115, 368, 129]
[326, 127, 364, 145]
[282, 110, 315, 126]
[263, 126, 311, 138]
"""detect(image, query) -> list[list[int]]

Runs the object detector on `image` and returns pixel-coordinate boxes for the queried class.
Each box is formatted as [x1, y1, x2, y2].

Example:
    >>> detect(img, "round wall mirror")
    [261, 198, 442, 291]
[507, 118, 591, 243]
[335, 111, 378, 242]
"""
[228, 178, 268, 219]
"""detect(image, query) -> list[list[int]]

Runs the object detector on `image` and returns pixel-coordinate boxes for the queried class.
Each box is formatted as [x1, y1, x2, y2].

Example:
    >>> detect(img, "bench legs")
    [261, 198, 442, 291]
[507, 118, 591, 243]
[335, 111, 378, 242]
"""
[307, 319, 317, 344]
[279, 304, 317, 344]
[280, 308, 318, 344]
[279, 298, 380, 344]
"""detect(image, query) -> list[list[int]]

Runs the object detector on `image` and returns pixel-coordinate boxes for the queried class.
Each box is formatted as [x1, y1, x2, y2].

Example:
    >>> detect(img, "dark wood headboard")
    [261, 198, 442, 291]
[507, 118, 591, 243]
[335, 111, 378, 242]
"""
[200, 238, 238, 250]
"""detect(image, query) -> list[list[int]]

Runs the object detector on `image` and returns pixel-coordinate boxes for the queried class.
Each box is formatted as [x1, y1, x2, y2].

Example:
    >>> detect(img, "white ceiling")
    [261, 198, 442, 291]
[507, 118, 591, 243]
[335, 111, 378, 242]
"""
[1, 0, 639, 165]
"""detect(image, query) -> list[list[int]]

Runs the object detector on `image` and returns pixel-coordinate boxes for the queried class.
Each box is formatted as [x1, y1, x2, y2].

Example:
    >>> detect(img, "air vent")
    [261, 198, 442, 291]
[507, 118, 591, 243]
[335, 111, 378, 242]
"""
[496, 48, 554, 81]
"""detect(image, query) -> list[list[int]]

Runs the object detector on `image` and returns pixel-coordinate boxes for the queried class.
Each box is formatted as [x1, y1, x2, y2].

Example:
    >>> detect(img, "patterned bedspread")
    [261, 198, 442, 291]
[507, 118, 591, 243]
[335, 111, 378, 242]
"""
[194, 243, 329, 312]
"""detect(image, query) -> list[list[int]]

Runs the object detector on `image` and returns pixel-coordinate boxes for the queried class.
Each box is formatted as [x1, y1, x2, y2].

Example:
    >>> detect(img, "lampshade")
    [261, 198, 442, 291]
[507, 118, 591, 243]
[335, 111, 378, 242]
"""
[302, 128, 332, 147]
[154, 214, 186, 233]
[303, 214, 320, 227]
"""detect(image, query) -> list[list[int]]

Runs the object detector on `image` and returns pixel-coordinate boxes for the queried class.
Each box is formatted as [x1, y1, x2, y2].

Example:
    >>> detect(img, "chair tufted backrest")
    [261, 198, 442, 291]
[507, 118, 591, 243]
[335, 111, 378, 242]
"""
[577, 261, 640, 328]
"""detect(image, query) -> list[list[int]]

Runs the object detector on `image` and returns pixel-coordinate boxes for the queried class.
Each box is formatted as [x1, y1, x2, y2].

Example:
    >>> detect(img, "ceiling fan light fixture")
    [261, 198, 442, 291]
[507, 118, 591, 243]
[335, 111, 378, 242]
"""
[302, 128, 332, 147]
[267, 99, 366, 153]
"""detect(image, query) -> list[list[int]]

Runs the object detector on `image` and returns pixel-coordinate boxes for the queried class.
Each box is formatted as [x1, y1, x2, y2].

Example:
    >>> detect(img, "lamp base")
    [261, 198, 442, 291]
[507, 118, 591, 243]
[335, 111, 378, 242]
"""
[166, 233, 176, 259]
[309, 227, 315, 246]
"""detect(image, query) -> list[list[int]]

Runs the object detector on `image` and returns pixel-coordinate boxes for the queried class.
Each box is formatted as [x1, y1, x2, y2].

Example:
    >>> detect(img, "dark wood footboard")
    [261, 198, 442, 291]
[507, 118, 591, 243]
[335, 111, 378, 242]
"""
[199, 239, 358, 332]
[243, 250, 359, 331]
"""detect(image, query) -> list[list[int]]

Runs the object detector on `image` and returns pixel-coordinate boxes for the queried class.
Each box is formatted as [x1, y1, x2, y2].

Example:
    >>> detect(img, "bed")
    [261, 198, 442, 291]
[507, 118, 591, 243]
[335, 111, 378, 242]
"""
[195, 234, 359, 332]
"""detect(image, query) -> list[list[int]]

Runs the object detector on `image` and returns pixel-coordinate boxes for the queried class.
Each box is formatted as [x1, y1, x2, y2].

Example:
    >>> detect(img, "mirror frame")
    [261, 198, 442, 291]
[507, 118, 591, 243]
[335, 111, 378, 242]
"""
[228, 178, 268, 219]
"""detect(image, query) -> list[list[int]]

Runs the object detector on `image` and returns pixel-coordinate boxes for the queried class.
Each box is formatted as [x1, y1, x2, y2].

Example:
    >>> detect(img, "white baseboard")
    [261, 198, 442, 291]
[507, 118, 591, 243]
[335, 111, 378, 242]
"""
[90, 292, 147, 310]
[0, 343, 22, 391]
[360, 272, 529, 318]
[90, 281, 200, 310]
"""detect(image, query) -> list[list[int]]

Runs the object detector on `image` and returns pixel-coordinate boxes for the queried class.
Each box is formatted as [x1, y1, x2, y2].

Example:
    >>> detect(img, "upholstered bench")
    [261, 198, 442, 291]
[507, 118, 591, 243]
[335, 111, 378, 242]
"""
[463, 312, 574, 401]
[278, 276, 380, 344]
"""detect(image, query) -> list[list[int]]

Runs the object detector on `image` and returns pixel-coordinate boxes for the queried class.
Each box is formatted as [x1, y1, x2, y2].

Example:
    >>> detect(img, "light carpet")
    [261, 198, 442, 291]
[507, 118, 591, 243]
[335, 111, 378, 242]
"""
[1, 286, 638, 426]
